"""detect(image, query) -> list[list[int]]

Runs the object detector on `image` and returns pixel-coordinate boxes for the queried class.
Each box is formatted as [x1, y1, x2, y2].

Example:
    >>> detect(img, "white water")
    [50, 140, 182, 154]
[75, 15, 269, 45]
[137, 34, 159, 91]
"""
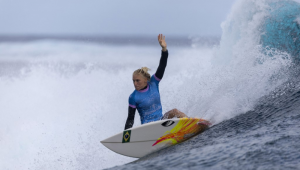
[0, 0, 294, 169]
[296, 17, 300, 25]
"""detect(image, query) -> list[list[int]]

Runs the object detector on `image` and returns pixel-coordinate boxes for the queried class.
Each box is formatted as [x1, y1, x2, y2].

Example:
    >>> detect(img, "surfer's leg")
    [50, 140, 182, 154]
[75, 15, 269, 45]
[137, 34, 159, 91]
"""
[163, 109, 187, 119]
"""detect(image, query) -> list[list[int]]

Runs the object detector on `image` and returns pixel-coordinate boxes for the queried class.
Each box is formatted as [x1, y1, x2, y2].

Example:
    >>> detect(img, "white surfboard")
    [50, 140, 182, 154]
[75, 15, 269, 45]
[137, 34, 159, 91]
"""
[100, 118, 211, 158]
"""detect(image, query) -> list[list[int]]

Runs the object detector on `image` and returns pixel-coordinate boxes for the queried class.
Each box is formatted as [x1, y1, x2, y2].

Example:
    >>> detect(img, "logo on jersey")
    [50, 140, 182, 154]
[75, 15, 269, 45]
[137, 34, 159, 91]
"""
[122, 130, 131, 143]
[161, 120, 175, 127]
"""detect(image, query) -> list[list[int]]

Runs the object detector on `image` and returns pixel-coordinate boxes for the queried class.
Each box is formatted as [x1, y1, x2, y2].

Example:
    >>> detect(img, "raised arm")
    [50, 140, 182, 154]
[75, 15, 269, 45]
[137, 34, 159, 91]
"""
[155, 34, 169, 80]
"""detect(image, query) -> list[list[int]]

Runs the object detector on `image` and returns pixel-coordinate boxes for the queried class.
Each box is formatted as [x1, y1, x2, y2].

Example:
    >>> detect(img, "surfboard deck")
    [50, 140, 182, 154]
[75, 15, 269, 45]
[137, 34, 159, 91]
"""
[100, 118, 211, 158]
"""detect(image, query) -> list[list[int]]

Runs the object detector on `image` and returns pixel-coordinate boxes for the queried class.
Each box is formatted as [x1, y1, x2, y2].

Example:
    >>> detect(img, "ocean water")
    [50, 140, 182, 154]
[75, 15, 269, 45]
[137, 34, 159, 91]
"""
[1, 0, 300, 170]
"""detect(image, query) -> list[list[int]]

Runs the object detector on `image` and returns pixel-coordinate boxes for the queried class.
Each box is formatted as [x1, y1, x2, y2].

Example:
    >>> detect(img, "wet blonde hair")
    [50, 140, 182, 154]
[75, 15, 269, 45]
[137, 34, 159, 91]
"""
[133, 67, 151, 81]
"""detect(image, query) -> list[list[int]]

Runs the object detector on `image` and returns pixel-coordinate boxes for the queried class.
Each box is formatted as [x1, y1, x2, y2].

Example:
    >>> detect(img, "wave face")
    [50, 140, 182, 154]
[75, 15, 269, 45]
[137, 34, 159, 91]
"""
[1, 0, 300, 170]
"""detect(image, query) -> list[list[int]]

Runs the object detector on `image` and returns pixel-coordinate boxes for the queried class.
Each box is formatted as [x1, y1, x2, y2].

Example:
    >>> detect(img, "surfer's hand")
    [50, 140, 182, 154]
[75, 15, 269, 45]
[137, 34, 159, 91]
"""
[158, 34, 167, 52]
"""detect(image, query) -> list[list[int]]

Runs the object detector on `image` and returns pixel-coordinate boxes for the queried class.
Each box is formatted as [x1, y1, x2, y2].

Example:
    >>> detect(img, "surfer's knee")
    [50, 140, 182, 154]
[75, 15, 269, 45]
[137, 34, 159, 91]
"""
[171, 108, 179, 113]
[171, 108, 187, 118]
[169, 109, 180, 118]
[163, 109, 176, 119]
[164, 108, 187, 119]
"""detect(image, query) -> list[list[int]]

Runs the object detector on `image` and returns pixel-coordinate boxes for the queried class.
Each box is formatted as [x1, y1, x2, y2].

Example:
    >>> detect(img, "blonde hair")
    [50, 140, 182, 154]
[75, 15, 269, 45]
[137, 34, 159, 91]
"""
[133, 67, 151, 81]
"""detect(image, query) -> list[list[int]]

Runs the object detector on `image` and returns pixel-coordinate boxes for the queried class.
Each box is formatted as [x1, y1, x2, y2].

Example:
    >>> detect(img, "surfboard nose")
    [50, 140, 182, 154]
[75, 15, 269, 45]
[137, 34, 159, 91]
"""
[100, 137, 113, 143]
[101, 131, 124, 143]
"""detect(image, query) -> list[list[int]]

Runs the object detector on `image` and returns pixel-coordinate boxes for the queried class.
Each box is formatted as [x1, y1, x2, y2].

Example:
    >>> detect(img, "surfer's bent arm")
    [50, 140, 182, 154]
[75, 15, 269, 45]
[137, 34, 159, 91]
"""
[155, 50, 168, 80]
[125, 106, 136, 130]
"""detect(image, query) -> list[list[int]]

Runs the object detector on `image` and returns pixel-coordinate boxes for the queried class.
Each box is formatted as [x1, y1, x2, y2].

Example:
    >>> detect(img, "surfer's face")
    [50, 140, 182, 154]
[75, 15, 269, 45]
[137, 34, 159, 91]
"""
[133, 73, 148, 90]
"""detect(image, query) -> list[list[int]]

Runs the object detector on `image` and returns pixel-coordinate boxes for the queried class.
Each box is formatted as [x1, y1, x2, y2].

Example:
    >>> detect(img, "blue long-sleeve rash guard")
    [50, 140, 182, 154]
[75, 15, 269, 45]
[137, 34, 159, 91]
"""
[124, 50, 168, 130]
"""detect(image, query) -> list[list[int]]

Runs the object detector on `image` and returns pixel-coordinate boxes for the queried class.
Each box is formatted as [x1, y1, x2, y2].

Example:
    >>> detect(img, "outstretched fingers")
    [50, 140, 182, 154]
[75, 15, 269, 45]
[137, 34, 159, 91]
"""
[158, 34, 162, 42]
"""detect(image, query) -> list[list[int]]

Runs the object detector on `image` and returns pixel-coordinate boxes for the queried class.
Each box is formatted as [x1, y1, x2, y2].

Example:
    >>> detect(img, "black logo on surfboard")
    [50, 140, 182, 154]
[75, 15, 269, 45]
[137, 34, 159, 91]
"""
[161, 120, 175, 127]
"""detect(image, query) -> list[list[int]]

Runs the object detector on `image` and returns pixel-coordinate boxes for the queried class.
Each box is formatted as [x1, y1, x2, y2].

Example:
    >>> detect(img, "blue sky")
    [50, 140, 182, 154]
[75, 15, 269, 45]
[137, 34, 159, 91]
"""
[0, 0, 236, 36]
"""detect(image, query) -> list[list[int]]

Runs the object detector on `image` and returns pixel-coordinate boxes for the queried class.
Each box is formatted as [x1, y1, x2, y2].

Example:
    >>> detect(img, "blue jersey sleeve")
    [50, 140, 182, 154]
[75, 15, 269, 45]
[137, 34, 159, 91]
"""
[128, 92, 136, 108]
[151, 74, 160, 86]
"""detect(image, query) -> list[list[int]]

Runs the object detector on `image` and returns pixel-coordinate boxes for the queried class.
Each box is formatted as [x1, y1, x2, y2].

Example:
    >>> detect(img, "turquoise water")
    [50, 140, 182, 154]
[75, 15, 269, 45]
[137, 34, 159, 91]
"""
[261, 0, 300, 61]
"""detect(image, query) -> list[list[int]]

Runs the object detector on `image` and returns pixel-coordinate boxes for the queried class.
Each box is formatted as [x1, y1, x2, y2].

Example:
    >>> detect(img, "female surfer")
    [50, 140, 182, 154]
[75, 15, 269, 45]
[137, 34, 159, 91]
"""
[125, 34, 187, 130]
